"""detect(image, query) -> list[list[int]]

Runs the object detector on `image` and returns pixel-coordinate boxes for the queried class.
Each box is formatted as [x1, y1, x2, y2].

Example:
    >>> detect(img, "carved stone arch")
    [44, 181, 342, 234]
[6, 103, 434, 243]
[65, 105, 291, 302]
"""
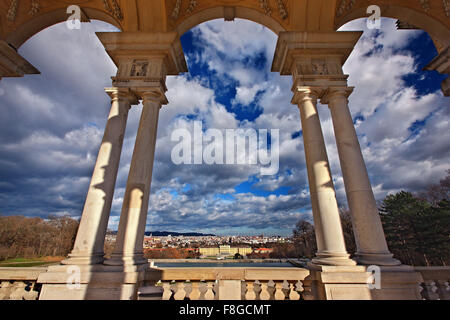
[6, 7, 122, 49]
[174, 6, 286, 35]
[335, 5, 450, 52]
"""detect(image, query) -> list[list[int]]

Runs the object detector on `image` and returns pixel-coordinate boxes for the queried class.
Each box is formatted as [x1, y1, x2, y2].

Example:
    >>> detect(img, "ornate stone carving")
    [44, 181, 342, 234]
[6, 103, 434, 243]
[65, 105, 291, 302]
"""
[171, 0, 182, 20]
[312, 60, 329, 75]
[336, 0, 356, 17]
[130, 60, 149, 77]
[169, 0, 286, 21]
[111, 0, 123, 21]
[28, 0, 40, 16]
[276, 0, 288, 19]
[186, 0, 198, 14]
[6, 0, 19, 22]
[102, 0, 112, 13]
[258, 0, 272, 16]
[102, 0, 123, 20]
[419, 0, 431, 12]
[443, 0, 450, 17]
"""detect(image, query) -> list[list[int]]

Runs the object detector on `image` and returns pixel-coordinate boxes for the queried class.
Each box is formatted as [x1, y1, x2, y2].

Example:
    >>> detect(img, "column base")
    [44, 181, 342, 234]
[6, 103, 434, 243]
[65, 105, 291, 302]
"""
[103, 253, 148, 267]
[355, 252, 401, 266]
[61, 252, 104, 265]
[308, 264, 422, 300]
[311, 252, 357, 266]
[37, 264, 147, 300]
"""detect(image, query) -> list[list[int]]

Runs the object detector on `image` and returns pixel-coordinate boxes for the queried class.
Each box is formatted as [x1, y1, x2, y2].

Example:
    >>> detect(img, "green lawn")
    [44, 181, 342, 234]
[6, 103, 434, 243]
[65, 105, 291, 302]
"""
[0, 257, 62, 267]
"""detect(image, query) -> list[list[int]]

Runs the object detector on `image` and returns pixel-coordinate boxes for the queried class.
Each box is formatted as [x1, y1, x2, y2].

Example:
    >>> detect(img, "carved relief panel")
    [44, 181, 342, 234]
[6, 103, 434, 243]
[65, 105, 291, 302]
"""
[293, 57, 344, 77]
[130, 60, 149, 77]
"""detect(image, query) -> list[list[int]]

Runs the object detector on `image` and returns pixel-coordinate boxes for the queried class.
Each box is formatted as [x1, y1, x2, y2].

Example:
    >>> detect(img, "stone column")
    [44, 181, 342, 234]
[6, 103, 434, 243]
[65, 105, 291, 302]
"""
[323, 87, 401, 266]
[105, 90, 163, 266]
[293, 87, 355, 266]
[63, 87, 137, 265]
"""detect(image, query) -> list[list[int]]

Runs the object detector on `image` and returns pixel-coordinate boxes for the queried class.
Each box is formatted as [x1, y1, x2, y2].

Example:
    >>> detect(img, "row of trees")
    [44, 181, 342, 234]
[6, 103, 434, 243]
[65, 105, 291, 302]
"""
[0, 215, 79, 260]
[291, 170, 450, 266]
[143, 248, 200, 259]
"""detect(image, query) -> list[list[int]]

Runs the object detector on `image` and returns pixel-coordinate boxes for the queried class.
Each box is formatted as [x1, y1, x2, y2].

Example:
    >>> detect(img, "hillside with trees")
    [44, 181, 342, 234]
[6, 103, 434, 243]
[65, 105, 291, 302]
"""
[0, 215, 79, 261]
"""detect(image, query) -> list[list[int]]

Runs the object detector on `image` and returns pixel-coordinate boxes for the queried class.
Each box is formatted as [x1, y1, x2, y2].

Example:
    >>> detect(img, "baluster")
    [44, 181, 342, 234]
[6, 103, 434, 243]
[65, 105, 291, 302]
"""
[9, 282, 26, 300]
[268, 280, 275, 299]
[245, 281, 256, 300]
[417, 282, 425, 300]
[437, 280, 450, 300]
[444, 281, 450, 294]
[204, 282, 215, 300]
[274, 281, 285, 300]
[423, 280, 440, 300]
[259, 282, 270, 300]
[301, 281, 314, 300]
[174, 282, 187, 300]
[282, 280, 290, 297]
[198, 282, 207, 300]
[184, 281, 192, 299]
[0, 281, 11, 300]
[253, 280, 261, 299]
[296, 280, 304, 293]
[190, 282, 201, 300]
[162, 282, 173, 300]
[23, 282, 38, 300]
[289, 281, 300, 300]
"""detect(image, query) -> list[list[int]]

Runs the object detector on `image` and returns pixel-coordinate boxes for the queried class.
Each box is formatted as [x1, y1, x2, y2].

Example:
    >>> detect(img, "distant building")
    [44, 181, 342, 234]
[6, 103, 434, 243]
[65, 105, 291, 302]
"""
[253, 248, 273, 254]
[199, 245, 252, 257]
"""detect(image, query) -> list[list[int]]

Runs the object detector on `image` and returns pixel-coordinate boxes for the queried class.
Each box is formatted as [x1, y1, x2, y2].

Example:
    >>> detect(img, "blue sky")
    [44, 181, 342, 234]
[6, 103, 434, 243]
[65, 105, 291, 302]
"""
[0, 18, 448, 236]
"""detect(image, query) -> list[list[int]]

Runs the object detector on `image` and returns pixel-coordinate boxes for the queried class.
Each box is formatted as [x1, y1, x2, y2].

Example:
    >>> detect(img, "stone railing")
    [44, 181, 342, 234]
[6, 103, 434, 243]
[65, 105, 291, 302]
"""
[415, 267, 450, 300]
[1, 265, 449, 300]
[0, 267, 47, 300]
[141, 267, 314, 300]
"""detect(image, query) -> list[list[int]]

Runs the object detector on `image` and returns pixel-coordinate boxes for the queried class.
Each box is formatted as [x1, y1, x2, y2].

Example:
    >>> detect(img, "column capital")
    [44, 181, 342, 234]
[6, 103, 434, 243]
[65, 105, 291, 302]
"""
[97, 32, 187, 92]
[291, 86, 324, 105]
[137, 87, 168, 106]
[97, 32, 187, 75]
[104, 87, 139, 105]
[271, 31, 362, 75]
[321, 86, 354, 105]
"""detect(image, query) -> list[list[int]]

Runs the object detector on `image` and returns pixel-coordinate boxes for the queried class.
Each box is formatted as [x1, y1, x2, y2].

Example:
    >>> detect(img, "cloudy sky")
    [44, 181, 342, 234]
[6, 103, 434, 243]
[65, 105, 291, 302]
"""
[0, 18, 448, 236]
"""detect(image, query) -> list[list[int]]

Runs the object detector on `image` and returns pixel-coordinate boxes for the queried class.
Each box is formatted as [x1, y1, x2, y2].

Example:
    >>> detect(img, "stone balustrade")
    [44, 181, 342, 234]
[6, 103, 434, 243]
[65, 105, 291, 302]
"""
[1, 265, 449, 300]
[415, 267, 450, 300]
[141, 267, 314, 300]
[0, 267, 46, 300]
